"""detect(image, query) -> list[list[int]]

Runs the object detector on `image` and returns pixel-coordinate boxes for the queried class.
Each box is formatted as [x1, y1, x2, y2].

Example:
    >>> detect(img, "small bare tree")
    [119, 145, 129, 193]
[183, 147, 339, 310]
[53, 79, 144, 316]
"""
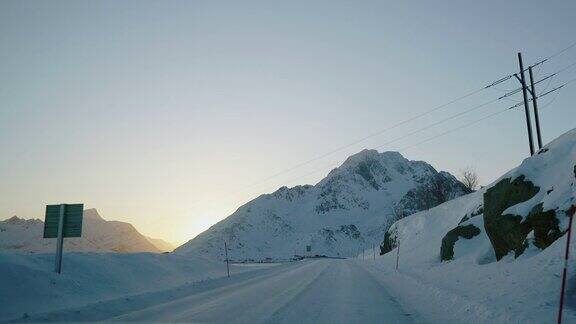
[460, 167, 479, 192]
[389, 202, 405, 222]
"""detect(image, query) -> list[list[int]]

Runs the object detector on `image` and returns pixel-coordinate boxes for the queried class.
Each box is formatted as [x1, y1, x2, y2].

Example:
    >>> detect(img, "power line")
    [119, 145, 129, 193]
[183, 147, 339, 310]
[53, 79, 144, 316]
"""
[215, 41, 576, 203]
[389, 59, 576, 143]
[539, 88, 562, 109]
[233, 73, 576, 201]
[400, 77, 575, 152]
[488, 49, 576, 92]
[241, 97, 501, 195]
[399, 109, 510, 152]
[498, 59, 576, 100]
[235, 86, 488, 192]
[289, 75, 572, 183]
[373, 98, 500, 151]
[543, 40, 576, 62]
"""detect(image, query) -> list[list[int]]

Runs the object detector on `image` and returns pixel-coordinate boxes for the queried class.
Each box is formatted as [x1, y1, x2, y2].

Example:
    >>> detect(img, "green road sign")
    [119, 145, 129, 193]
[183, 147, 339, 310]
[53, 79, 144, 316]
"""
[43, 204, 84, 238]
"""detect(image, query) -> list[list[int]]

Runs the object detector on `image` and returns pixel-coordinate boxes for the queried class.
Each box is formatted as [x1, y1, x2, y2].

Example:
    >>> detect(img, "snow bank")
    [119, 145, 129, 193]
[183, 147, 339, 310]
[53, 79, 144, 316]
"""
[0, 252, 242, 321]
[370, 128, 576, 322]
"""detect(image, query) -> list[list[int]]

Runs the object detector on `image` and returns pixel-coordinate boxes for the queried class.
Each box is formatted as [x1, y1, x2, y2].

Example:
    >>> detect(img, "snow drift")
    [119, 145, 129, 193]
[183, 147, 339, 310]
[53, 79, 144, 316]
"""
[0, 251, 276, 321]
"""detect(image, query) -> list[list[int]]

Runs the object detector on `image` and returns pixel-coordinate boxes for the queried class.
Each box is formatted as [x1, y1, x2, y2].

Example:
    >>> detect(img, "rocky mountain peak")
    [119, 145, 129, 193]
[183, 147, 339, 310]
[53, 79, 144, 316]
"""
[7, 216, 21, 223]
[176, 148, 470, 260]
[340, 150, 406, 169]
[83, 208, 104, 221]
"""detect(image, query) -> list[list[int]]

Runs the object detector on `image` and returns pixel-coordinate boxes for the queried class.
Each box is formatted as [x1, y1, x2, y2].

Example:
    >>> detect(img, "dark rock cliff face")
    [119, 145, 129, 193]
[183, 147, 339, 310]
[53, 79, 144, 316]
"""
[482, 175, 563, 260]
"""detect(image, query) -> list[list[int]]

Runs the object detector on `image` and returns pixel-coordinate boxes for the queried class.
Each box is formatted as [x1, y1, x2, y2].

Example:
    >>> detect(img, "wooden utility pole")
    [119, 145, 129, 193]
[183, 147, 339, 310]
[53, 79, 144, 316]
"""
[528, 66, 543, 149]
[224, 242, 230, 278]
[516, 52, 535, 156]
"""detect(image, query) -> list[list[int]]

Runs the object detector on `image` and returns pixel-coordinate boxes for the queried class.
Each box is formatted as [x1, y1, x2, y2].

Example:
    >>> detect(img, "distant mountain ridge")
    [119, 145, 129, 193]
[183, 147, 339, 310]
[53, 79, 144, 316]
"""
[175, 150, 470, 260]
[0, 209, 173, 253]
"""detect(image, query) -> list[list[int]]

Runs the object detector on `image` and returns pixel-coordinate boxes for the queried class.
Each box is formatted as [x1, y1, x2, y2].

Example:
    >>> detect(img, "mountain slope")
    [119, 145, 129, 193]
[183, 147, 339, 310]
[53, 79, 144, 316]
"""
[176, 150, 470, 260]
[373, 127, 576, 322]
[145, 236, 175, 252]
[0, 209, 162, 253]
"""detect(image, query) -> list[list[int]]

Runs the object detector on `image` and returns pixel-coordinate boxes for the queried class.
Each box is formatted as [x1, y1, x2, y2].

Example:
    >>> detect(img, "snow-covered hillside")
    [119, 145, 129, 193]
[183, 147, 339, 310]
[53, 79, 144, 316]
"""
[373, 127, 576, 322]
[0, 209, 169, 253]
[145, 236, 175, 252]
[177, 150, 470, 260]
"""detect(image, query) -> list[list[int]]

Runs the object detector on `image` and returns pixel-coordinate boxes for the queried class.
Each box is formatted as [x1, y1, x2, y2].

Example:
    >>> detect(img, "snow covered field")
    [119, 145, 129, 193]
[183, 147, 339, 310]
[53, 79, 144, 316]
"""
[4, 251, 575, 323]
[11, 252, 569, 323]
[0, 252, 273, 322]
[3, 258, 416, 323]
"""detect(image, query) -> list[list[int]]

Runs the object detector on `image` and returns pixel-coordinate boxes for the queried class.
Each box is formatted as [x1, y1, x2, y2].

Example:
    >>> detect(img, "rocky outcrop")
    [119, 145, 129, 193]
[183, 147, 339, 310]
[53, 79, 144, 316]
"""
[440, 224, 481, 261]
[380, 229, 397, 255]
[482, 175, 565, 260]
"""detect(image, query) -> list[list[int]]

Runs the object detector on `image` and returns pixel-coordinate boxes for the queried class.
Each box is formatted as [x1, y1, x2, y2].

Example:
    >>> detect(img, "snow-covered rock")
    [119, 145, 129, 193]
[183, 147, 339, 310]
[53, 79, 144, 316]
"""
[176, 150, 469, 260]
[382, 127, 576, 264]
[0, 209, 164, 253]
[373, 127, 576, 322]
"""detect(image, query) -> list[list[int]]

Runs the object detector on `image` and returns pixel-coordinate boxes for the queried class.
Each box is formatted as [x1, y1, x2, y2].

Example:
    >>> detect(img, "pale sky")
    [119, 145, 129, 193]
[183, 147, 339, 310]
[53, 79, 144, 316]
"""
[1, 1, 575, 245]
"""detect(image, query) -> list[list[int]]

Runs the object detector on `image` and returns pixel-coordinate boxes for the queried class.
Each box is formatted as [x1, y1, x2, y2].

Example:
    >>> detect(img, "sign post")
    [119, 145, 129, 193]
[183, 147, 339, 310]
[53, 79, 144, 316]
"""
[44, 204, 84, 274]
[55, 204, 65, 273]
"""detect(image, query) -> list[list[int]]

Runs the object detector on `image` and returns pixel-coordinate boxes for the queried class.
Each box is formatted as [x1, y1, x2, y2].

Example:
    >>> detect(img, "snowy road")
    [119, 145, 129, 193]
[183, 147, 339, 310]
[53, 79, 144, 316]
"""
[107, 259, 414, 323]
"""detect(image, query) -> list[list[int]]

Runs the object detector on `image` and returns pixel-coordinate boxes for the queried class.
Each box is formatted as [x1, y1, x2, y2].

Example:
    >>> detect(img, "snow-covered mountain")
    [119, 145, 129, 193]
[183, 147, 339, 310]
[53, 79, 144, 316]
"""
[145, 236, 175, 253]
[374, 128, 576, 321]
[0, 209, 167, 253]
[176, 150, 470, 260]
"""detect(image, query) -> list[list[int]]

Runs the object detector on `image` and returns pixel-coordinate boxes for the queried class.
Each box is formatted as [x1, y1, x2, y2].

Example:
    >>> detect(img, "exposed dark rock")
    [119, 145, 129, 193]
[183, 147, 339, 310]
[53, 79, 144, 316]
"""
[440, 224, 481, 261]
[380, 230, 397, 255]
[523, 204, 562, 250]
[483, 175, 551, 260]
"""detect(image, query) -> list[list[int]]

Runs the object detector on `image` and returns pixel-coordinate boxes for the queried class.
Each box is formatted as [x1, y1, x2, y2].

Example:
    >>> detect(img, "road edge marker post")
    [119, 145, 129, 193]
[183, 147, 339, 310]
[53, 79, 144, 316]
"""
[224, 241, 230, 278]
[396, 239, 400, 271]
[558, 204, 576, 324]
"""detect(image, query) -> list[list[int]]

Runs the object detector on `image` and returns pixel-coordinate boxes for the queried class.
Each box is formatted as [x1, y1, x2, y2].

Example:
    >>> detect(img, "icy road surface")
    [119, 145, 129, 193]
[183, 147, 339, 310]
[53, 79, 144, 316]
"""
[107, 259, 414, 323]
